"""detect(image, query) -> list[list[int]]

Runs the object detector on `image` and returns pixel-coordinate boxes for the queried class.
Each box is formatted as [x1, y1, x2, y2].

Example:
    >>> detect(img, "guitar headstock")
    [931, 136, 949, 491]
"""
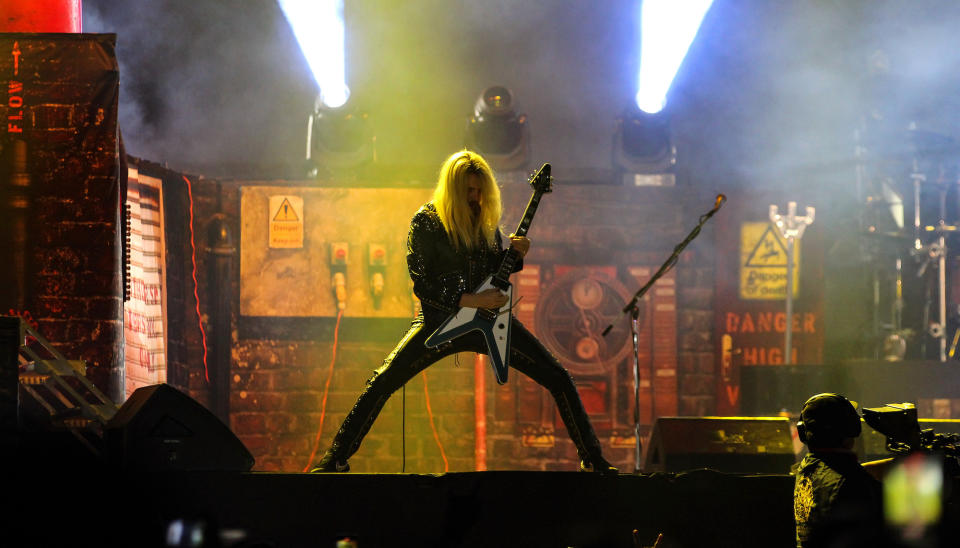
[528, 163, 553, 194]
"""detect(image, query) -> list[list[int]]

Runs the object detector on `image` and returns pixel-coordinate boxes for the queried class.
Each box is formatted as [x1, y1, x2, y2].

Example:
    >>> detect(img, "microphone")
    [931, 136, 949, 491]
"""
[703, 194, 726, 220]
[713, 193, 726, 211]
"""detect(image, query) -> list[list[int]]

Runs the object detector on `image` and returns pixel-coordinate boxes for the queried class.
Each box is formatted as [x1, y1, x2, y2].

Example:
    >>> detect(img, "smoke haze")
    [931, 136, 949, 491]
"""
[83, 0, 960, 185]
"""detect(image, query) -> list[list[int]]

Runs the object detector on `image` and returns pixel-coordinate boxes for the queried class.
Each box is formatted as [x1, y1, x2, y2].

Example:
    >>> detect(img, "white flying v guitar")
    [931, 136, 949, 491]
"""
[424, 163, 553, 384]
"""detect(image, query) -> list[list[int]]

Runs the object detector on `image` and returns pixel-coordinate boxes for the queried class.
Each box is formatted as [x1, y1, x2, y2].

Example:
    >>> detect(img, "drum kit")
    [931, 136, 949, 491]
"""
[858, 125, 960, 362]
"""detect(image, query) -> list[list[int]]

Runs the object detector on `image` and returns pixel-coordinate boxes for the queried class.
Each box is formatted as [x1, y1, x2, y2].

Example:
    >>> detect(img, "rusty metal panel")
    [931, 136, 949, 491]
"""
[239, 186, 432, 318]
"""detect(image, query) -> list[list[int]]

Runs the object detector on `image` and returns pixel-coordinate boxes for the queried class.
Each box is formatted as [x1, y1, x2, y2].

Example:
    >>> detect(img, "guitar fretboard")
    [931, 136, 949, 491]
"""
[515, 191, 542, 237]
[492, 165, 550, 288]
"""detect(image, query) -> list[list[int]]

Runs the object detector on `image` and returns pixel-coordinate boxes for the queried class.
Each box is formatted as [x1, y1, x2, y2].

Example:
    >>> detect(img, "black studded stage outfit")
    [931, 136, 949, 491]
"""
[313, 203, 611, 472]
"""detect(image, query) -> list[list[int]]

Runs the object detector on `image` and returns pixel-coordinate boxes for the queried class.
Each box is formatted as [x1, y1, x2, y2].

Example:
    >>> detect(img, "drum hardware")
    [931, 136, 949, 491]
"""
[857, 124, 960, 362]
[915, 219, 952, 361]
[911, 156, 926, 251]
[950, 327, 960, 359]
[883, 331, 909, 362]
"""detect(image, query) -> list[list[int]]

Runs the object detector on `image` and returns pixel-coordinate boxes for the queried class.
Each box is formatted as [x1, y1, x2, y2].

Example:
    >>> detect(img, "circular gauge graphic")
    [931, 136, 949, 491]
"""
[535, 268, 639, 374]
[571, 277, 604, 310]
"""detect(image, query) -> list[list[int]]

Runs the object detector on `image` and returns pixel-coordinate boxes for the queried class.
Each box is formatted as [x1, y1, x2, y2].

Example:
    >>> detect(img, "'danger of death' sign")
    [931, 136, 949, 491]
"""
[269, 195, 304, 248]
[739, 221, 800, 300]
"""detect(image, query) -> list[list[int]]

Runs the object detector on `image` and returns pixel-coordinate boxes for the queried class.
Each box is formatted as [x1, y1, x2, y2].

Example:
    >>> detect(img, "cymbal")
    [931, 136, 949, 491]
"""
[859, 231, 916, 253]
[858, 127, 960, 159]
[924, 224, 960, 235]
[861, 230, 912, 241]
[905, 128, 956, 151]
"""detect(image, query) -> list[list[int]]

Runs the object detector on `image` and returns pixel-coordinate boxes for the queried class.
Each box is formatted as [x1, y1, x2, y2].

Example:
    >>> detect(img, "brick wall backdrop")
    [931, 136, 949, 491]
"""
[159, 172, 717, 473]
[3, 36, 124, 401]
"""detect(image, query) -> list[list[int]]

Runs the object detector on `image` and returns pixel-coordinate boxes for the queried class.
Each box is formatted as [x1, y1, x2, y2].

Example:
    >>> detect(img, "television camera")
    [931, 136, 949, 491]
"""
[862, 403, 960, 464]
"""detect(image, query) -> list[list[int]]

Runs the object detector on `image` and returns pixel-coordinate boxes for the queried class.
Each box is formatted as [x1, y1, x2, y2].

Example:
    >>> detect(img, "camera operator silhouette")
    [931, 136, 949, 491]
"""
[794, 393, 884, 548]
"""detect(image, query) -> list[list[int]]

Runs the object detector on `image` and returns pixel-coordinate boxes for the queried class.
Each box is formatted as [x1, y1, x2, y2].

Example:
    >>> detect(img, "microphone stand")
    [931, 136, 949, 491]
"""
[602, 195, 726, 473]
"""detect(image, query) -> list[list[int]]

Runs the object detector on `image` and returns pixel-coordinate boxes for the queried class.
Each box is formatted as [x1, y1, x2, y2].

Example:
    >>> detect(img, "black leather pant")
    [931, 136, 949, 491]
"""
[323, 314, 605, 464]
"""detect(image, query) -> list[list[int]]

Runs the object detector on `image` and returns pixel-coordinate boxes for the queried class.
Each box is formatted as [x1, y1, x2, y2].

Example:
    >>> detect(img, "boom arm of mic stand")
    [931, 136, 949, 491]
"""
[601, 199, 723, 337]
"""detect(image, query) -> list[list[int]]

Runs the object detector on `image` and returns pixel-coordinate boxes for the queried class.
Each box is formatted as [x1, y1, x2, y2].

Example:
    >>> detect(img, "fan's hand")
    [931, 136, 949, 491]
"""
[509, 234, 530, 258]
[460, 288, 508, 310]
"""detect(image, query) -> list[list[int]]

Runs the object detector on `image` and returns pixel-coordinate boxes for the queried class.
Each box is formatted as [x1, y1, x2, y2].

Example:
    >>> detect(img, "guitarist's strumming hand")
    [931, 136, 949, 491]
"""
[459, 288, 508, 310]
[458, 235, 528, 309]
[509, 234, 530, 258]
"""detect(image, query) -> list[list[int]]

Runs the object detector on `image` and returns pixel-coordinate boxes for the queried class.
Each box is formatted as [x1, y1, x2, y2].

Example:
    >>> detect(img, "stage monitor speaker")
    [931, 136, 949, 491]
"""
[104, 384, 254, 471]
[644, 417, 795, 474]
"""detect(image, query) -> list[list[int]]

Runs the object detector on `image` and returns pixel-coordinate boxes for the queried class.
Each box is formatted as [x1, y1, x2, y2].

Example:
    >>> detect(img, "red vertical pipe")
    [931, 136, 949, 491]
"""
[474, 353, 487, 471]
[0, 1, 82, 32]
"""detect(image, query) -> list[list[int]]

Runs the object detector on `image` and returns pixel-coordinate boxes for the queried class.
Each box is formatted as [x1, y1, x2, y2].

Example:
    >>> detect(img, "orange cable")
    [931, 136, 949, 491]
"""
[422, 369, 449, 472]
[183, 175, 209, 383]
[303, 309, 344, 472]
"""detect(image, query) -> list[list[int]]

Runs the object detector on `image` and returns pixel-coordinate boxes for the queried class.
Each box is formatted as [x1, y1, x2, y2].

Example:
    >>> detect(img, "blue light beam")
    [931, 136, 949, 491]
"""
[278, 0, 350, 108]
[636, 0, 714, 114]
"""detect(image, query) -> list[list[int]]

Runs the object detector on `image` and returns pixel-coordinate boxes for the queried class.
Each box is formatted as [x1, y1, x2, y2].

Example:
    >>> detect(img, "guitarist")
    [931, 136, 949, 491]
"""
[311, 150, 616, 474]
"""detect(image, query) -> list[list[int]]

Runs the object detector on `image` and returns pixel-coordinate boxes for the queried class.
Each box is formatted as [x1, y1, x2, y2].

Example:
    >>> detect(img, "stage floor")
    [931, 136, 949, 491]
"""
[16, 468, 797, 548]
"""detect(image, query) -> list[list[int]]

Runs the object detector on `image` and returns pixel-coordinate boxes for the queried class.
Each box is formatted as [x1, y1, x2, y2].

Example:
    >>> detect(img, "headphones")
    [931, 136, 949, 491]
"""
[796, 393, 862, 446]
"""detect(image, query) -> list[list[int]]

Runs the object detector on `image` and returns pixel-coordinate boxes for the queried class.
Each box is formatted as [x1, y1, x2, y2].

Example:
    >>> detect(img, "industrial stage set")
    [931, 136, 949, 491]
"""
[5, 2, 960, 547]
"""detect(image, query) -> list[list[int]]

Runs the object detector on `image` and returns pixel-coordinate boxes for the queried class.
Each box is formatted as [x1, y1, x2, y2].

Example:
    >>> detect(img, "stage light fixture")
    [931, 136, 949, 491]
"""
[465, 85, 530, 171]
[613, 107, 676, 184]
[636, 0, 714, 114]
[306, 99, 373, 172]
[278, 0, 350, 108]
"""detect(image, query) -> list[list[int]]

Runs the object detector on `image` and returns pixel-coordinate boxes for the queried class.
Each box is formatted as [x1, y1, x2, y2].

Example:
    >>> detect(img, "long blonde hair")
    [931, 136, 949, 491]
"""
[432, 150, 502, 251]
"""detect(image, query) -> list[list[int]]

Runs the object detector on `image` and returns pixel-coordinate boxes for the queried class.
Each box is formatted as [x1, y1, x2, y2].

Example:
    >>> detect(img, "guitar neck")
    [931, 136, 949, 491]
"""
[493, 248, 522, 287]
[514, 190, 543, 238]
[493, 189, 545, 286]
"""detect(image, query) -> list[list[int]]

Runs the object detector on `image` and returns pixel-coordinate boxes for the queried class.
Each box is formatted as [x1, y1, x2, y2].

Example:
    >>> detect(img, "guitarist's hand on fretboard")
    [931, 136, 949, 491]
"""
[508, 234, 530, 258]
[459, 288, 508, 310]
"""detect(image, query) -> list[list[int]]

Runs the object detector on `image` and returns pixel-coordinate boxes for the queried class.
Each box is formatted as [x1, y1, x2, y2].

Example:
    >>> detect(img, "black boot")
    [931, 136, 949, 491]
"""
[580, 455, 618, 475]
[309, 450, 350, 473]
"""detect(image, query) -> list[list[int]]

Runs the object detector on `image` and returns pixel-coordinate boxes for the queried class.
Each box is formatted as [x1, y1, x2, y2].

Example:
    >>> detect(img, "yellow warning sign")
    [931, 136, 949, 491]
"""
[269, 195, 303, 248]
[273, 198, 299, 221]
[740, 222, 799, 300]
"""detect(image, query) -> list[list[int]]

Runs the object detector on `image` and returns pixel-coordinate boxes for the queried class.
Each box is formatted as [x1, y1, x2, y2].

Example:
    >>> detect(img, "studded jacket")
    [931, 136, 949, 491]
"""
[407, 203, 522, 321]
